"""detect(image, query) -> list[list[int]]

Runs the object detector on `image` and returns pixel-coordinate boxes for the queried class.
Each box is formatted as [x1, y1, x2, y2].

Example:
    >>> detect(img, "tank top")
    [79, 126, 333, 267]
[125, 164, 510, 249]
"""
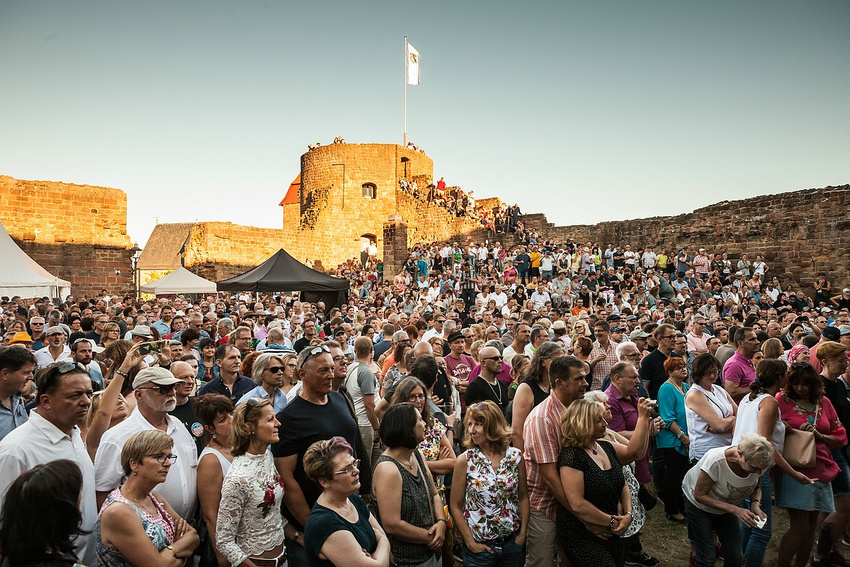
[199, 446, 232, 477]
[95, 488, 175, 566]
[686, 384, 735, 461]
[521, 378, 549, 409]
[373, 453, 436, 567]
[732, 393, 786, 454]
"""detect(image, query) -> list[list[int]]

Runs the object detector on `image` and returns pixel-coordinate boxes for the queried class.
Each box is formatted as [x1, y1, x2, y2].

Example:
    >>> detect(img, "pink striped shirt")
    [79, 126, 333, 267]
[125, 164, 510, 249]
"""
[523, 393, 566, 521]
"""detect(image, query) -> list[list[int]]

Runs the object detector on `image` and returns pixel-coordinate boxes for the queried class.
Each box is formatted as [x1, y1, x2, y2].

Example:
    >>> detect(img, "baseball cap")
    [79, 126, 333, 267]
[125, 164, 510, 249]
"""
[611, 326, 626, 333]
[629, 330, 651, 340]
[822, 327, 841, 342]
[132, 366, 183, 389]
[839, 325, 850, 337]
[447, 331, 465, 343]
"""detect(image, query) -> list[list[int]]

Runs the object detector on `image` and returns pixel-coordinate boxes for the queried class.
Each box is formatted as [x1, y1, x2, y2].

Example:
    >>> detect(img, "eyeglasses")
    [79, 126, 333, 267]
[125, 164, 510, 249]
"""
[30, 322, 44, 326]
[408, 393, 427, 401]
[267, 366, 284, 374]
[137, 383, 178, 395]
[149, 453, 178, 465]
[286, 363, 298, 369]
[334, 459, 361, 476]
[483, 356, 503, 362]
[660, 334, 676, 340]
[299, 345, 331, 368]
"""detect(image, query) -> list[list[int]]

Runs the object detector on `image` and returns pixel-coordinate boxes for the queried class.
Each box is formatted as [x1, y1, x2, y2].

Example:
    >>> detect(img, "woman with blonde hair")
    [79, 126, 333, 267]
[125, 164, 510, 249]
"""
[449, 401, 528, 567]
[279, 352, 300, 398]
[556, 398, 634, 567]
[100, 321, 122, 350]
[761, 337, 784, 360]
[216, 398, 287, 567]
[96, 430, 199, 565]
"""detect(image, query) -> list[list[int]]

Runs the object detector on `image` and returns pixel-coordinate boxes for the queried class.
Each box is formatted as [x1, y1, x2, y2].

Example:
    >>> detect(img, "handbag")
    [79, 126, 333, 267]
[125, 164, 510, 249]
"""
[783, 403, 819, 469]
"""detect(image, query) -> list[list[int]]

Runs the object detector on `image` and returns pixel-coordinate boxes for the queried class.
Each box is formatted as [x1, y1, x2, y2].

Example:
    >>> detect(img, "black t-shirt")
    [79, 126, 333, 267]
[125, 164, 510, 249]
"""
[465, 376, 509, 412]
[639, 348, 669, 399]
[293, 337, 312, 353]
[823, 377, 850, 432]
[168, 397, 204, 454]
[271, 392, 359, 529]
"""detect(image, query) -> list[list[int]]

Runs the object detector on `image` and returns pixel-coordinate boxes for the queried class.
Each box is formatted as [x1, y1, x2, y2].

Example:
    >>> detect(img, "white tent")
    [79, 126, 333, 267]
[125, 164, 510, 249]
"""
[0, 219, 71, 298]
[140, 267, 217, 295]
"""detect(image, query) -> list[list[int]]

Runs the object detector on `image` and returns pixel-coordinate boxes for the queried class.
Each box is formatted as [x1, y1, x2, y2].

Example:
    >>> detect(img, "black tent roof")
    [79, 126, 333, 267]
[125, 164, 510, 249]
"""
[216, 249, 349, 309]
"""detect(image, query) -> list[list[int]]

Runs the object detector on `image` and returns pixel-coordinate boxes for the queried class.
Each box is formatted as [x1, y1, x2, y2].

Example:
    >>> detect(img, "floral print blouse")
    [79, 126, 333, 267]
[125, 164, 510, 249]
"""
[462, 446, 522, 542]
[419, 418, 446, 462]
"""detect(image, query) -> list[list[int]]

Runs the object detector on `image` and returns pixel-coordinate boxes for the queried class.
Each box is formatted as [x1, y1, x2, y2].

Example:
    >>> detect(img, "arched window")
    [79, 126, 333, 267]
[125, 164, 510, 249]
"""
[362, 183, 376, 199]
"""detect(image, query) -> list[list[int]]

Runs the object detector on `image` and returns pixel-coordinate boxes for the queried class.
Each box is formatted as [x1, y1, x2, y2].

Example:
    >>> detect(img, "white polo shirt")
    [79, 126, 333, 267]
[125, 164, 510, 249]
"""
[0, 411, 97, 566]
[94, 407, 198, 519]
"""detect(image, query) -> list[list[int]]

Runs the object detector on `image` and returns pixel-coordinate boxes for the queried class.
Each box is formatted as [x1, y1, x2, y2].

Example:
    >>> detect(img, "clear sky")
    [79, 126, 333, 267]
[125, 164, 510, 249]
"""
[1, 1, 848, 247]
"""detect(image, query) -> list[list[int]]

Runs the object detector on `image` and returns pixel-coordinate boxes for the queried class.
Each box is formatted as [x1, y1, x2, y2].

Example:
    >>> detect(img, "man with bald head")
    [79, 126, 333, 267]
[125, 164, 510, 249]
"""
[465, 346, 509, 412]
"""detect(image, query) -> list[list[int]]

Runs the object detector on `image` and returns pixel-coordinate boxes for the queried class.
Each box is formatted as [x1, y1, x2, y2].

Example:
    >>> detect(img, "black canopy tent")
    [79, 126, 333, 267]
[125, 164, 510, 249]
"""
[216, 249, 350, 310]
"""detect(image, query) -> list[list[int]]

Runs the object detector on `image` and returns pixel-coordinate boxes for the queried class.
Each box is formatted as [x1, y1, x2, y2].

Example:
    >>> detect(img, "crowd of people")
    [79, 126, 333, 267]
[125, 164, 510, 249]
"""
[1, 237, 850, 567]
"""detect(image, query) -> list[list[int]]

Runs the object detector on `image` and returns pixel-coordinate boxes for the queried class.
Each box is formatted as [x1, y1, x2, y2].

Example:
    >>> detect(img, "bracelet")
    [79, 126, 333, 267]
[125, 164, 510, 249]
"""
[751, 499, 760, 504]
[446, 426, 455, 433]
[436, 518, 448, 524]
[116, 370, 129, 378]
[676, 431, 683, 440]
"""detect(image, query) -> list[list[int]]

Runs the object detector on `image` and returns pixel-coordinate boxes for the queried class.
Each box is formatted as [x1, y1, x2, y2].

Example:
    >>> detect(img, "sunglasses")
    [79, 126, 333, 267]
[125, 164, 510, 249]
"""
[266, 366, 284, 374]
[136, 383, 178, 395]
[300, 345, 331, 368]
[55, 362, 89, 375]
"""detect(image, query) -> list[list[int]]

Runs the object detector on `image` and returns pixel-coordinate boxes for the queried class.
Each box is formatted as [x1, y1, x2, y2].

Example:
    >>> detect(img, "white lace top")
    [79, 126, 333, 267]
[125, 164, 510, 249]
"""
[216, 451, 286, 565]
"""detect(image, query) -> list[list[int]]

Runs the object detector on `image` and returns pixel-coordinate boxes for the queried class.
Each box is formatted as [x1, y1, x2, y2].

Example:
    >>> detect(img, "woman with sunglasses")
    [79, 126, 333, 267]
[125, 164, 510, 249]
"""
[279, 352, 300, 398]
[216, 398, 287, 567]
[776, 363, 847, 567]
[304, 437, 391, 567]
[96, 429, 199, 566]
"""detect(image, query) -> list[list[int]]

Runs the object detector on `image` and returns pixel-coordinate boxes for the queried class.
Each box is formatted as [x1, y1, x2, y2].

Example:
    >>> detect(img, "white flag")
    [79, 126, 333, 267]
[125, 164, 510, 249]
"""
[407, 43, 420, 85]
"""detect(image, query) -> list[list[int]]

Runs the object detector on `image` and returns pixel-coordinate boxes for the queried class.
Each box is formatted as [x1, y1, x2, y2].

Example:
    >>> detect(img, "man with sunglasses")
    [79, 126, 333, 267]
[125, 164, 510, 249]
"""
[33, 325, 71, 370]
[94, 366, 198, 521]
[272, 345, 358, 567]
[27, 316, 46, 351]
[466, 346, 509, 412]
[0, 360, 97, 565]
[639, 324, 677, 399]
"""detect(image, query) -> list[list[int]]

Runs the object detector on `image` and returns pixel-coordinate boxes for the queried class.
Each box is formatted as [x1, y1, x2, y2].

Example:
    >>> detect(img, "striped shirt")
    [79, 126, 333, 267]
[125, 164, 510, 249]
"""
[523, 393, 566, 521]
[589, 339, 618, 391]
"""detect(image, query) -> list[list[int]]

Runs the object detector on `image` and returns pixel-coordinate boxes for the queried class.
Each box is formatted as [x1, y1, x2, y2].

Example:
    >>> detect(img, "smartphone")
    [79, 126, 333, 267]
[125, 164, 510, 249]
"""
[139, 341, 164, 355]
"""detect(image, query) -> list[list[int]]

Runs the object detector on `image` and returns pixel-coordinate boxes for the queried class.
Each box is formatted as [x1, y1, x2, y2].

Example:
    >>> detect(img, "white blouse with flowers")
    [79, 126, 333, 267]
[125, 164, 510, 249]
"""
[216, 451, 286, 565]
[462, 446, 522, 542]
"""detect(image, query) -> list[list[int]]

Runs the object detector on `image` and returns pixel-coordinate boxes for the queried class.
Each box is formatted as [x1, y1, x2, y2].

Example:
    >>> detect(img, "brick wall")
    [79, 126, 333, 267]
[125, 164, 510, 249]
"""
[521, 185, 850, 291]
[0, 176, 133, 297]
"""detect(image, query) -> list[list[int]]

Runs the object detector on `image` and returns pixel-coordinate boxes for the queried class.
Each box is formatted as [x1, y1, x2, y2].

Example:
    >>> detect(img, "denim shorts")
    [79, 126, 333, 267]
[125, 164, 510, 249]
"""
[831, 447, 850, 496]
[775, 473, 835, 513]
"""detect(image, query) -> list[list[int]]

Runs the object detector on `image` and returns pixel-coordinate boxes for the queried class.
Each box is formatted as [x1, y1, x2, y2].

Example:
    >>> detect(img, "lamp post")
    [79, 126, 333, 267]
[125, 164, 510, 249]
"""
[130, 243, 142, 300]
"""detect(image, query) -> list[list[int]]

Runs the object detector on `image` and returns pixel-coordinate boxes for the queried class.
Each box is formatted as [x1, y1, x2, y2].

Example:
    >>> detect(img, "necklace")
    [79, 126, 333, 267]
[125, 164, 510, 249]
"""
[666, 378, 685, 395]
[122, 486, 150, 508]
[484, 377, 503, 405]
[589, 442, 600, 455]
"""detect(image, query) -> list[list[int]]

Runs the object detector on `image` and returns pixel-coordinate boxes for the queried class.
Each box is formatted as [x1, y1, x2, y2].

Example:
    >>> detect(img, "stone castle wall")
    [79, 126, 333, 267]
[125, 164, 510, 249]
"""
[0, 176, 133, 297]
[521, 185, 850, 290]
[280, 144, 499, 270]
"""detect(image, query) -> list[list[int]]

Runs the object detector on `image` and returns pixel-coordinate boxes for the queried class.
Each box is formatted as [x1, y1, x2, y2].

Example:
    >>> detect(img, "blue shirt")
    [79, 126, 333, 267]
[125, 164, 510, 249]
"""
[237, 386, 287, 414]
[197, 374, 254, 403]
[0, 394, 28, 442]
[657, 381, 690, 456]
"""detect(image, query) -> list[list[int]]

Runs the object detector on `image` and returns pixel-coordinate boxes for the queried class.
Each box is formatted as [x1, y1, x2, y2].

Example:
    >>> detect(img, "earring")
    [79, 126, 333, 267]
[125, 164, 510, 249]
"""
[212, 434, 217, 440]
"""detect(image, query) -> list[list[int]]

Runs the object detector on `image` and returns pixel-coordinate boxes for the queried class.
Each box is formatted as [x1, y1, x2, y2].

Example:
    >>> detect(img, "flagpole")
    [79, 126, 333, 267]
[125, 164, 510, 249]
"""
[403, 36, 407, 147]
